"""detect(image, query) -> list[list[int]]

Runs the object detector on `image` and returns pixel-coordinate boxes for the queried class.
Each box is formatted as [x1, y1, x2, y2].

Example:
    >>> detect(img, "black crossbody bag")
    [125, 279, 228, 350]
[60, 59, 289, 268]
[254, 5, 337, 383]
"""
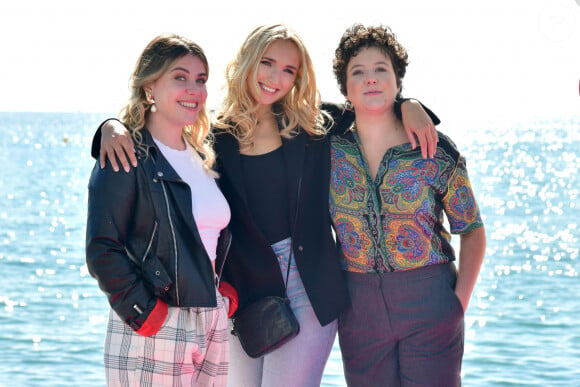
[231, 254, 299, 358]
[232, 177, 303, 358]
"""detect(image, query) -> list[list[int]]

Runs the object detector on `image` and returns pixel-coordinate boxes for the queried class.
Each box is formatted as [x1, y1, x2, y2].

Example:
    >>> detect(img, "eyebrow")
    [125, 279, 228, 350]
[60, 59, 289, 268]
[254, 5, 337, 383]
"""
[262, 56, 298, 71]
[170, 67, 207, 77]
[349, 61, 390, 70]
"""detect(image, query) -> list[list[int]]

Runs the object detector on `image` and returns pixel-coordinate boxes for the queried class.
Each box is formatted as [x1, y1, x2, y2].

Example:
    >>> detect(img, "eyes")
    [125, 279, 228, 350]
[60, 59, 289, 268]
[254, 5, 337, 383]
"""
[260, 60, 296, 76]
[174, 74, 207, 84]
[350, 66, 389, 77]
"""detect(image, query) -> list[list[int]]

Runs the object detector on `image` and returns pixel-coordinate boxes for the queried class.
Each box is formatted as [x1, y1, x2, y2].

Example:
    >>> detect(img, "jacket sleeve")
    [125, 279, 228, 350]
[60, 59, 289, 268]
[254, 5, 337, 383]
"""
[218, 281, 239, 317]
[394, 98, 441, 126]
[320, 102, 354, 135]
[85, 160, 167, 335]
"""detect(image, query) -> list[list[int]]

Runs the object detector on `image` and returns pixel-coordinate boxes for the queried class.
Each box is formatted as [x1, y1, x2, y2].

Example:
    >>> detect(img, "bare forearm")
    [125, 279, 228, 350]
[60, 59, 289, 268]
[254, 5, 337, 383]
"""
[455, 226, 486, 311]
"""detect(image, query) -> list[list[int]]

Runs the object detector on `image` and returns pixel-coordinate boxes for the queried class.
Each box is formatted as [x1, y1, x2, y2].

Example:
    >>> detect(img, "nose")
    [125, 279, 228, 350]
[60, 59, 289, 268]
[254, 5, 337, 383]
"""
[365, 76, 378, 85]
[186, 82, 204, 95]
[268, 67, 282, 85]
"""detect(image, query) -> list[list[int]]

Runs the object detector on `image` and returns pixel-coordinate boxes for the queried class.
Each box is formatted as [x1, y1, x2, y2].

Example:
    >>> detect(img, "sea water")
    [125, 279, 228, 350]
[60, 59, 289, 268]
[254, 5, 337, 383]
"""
[0, 112, 578, 386]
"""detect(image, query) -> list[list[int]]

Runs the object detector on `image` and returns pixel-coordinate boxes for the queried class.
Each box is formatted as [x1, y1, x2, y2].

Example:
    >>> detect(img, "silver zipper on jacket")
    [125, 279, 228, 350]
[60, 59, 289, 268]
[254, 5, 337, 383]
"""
[159, 179, 180, 305]
[124, 221, 157, 264]
[142, 220, 158, 262]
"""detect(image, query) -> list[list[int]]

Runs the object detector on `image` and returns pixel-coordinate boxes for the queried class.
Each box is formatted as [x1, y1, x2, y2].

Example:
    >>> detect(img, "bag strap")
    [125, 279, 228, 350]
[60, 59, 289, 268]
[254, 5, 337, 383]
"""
[283, 175, 302, 289]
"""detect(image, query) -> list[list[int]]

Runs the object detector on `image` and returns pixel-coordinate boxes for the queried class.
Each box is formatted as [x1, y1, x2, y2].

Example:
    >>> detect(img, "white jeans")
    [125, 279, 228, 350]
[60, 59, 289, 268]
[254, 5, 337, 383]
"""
[227, 238, 337, 387]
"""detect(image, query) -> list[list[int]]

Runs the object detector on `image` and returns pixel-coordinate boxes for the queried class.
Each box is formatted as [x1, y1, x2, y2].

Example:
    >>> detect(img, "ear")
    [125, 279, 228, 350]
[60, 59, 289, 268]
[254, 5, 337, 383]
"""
[345, 90, 352, 104]
[144, 85, 154, 101]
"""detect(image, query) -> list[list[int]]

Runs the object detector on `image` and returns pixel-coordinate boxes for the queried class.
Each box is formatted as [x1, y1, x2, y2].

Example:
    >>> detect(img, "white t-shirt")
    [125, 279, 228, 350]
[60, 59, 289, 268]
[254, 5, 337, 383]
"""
[154, 137, 230, 261]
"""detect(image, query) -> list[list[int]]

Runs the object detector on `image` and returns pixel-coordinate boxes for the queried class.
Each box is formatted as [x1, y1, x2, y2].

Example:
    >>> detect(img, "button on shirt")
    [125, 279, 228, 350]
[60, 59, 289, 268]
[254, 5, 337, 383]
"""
[329, 129, 483, 273]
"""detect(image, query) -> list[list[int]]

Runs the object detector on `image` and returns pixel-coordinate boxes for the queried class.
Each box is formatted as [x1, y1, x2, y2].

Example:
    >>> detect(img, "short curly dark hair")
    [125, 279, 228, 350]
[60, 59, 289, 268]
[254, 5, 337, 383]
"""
[333, 24, 409, 97]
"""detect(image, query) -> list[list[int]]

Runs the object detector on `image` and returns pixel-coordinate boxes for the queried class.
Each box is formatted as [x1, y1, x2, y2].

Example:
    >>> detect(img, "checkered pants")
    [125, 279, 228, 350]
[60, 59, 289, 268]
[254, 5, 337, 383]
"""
[104, 291, 229, 387]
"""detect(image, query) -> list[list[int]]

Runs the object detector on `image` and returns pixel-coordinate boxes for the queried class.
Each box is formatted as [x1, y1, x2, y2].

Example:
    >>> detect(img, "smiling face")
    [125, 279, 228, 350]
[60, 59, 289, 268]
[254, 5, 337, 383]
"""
[345, 46, 400, 114]
[250, 39, 300, 107]
[146, 54, 208, 129]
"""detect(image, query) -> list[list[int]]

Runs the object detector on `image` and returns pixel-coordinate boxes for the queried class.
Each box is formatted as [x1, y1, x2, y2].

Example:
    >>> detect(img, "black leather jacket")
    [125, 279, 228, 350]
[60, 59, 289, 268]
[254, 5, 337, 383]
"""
[86, 129, 230, 331]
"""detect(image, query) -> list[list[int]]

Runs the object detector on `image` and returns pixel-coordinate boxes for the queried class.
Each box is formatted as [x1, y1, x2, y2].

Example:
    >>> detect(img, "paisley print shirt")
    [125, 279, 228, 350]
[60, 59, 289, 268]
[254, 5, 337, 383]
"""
[329, 129, 483, 273]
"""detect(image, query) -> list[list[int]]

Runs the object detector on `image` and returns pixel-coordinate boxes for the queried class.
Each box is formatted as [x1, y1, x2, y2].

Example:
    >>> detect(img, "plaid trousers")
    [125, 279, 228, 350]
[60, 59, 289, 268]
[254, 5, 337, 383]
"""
[104, 290, 229, 387]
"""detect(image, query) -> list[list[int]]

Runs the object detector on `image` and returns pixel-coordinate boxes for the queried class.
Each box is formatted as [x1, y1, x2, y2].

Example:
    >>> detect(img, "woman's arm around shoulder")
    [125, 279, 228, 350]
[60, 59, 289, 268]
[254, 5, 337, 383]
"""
[91, 118, 136, 173]
[399, 99, 440, 159]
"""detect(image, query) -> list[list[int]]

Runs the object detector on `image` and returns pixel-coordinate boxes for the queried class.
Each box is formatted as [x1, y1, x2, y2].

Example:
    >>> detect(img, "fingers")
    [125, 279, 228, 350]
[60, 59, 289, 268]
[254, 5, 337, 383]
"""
[99, 124, 136, 172]
[127, 140, 137, 168]
[117, 133, 137, 166]
[423, 124, 437, 159]
[404, 126, 417, 150]
[101, 141, 132, 172]
[428, 125, 439, 159]
[99, 147, 107, 169]
[106, 146, 121, 172]
[116, 135, 137, 171]
[112, 143, 132, 173]
[417, 130, 428, 159]
[411, 124, 439, 159]
[408, 124, 438, 159]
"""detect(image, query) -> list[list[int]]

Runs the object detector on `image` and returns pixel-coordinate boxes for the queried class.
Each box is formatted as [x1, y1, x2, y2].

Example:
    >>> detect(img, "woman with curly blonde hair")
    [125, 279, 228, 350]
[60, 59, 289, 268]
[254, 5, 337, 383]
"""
[86, 33, 231, 386]
[215, 24, 325, 146]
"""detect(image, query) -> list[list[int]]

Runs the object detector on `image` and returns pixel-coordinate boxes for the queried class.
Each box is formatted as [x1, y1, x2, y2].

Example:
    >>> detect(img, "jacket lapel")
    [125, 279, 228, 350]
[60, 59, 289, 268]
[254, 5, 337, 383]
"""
[282, 131, 306, 234]
[215, 132, 249, 207]
[142, 130, 206, 253]
[215, 126, 307, 237]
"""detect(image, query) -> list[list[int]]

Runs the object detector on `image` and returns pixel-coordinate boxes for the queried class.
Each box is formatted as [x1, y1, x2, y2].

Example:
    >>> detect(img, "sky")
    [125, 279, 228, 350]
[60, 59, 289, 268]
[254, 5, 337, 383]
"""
[1, 0, 578, 129]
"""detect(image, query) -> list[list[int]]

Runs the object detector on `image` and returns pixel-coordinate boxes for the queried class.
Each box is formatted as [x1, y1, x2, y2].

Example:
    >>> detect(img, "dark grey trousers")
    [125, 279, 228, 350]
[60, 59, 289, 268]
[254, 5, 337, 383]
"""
[338, 263, 465, 387]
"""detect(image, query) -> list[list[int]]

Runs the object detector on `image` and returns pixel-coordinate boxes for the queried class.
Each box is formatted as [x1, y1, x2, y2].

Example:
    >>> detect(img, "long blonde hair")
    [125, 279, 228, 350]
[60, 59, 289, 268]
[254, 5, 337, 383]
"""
[215, 24, 327, 145]
[119, 33, 216, 173]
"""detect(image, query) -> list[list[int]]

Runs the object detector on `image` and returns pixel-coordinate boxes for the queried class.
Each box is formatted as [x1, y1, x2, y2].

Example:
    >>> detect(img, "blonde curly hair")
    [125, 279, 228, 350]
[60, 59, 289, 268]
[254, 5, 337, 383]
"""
[215, 24, 328, 145]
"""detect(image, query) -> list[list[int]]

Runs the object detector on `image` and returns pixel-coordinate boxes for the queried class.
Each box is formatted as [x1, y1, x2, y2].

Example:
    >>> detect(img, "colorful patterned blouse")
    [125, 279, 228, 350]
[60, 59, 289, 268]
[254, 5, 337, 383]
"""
[329, 129, 483, 273]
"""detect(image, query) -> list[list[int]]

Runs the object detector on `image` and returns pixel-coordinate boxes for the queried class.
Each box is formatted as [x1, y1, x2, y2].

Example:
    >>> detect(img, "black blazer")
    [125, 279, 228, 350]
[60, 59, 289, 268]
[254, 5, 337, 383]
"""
[215, 105, 349, 326]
